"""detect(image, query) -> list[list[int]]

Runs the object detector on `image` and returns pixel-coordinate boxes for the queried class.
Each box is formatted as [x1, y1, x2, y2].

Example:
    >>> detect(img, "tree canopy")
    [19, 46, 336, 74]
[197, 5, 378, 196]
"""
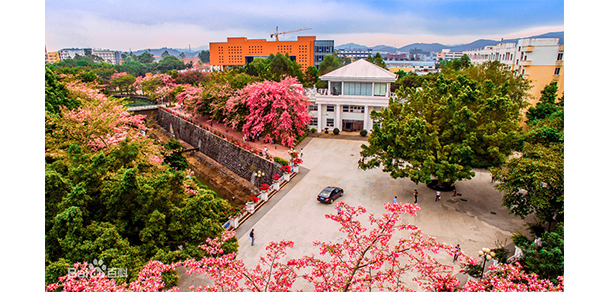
[361, 67, 528, 186]
[45, 69, 236, 287]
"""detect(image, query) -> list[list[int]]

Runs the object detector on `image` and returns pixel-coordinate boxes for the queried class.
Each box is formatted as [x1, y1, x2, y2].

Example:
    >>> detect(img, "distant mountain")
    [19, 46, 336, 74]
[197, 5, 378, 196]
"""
[336, 31, 564, 54]
[127, 47, 202, 58]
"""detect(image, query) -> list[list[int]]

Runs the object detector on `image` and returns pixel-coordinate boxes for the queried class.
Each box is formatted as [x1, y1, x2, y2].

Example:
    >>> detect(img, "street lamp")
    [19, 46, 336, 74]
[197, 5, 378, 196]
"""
[255, 170, 265, 186]
[478, 247, 496, 278]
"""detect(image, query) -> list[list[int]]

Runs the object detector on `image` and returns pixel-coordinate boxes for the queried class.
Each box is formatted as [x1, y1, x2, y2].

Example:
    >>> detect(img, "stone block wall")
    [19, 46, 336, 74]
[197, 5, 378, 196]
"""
[156, 109, 281, 186]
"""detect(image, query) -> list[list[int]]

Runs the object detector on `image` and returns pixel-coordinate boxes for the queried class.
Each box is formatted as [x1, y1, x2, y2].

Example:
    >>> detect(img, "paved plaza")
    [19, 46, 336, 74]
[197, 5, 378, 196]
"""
[178, 137, 533, 291]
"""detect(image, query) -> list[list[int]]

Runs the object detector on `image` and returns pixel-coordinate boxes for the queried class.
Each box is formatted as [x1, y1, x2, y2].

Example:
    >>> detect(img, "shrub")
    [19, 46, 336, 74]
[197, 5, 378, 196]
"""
[310, 127, 317, 133]
[360, 129, 368, 137]
[333, 128, 340, 135]
[274, 157, 289, 166]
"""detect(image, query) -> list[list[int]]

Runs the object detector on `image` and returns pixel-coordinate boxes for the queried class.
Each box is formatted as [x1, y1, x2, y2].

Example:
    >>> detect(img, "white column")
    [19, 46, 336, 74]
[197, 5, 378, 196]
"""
[317, 103, 323, 132]
[364, 105, 369, 131]
[335, 104, 341, 131]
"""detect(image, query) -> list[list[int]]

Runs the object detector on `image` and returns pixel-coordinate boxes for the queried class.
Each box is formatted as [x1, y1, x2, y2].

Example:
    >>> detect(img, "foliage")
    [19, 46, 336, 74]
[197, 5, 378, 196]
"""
[525, 83, 564, 146]
[45, 67, 81, 116]
[47, 202, 564, 292]
[198, 50, 210, 63]
[173, 70, 210, 85]
[109, 72, 136, 94]
[318, 54, 342, 75]
[303, 65, 319, 87]
[133, 73, 177, 102]
[155, 56, 187, 73]
[366, 52, 388, 69]
[360, 129, 368, 137]
[273, 157, 289, 166]
[491, 142, 563, 229]
[280, 165, 292, 174]
[391, 71, 439, 92]
[361, 72, 526, 186]
[226, 77, 311, 147]
[519, 224, 564, 284]
[161, 139, 189, 171]
[45, 69, 236, 287]
[243, 53, 304, 83]
[333, 127, 340, 135]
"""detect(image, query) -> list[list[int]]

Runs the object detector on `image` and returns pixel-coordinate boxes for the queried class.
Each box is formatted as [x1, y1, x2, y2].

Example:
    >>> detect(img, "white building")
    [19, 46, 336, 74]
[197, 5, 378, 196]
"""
[437, 49, 464, 61]
[308, 59, 398, 132]
[463, 43, 517, 68]
[58, 48, 121, 64]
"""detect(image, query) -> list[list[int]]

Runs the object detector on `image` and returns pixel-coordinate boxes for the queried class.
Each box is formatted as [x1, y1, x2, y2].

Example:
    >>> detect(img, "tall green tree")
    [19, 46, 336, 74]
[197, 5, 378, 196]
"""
[318, 54, 341, 75]
[137, 51, 155, 64]
[361, 72, 526, 187]
[198, 50, 210, 63]
[366, 52, 387, 69]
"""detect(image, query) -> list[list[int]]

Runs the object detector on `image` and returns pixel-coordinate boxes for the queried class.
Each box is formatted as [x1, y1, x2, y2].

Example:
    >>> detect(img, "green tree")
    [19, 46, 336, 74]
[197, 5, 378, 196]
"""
[155, 56, 187, 73]
[361, 73, 525, 187]
[161, 50, 170, 60]
[303, 66, 319, 87]
[491, 142, 563, 231]
[179, 52, 186, 60]
[45, 67, 80, 116]
[137, 51, 155, 64]
[198, 50, 210, 63]
[514, 223, 564, 284]
[318, 54, 341, 75]
[366, 52, 387, 69]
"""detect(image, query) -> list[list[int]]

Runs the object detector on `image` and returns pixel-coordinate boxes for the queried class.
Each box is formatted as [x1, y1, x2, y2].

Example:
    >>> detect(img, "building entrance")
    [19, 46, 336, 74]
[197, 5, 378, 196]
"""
[342, 120, 364, 132]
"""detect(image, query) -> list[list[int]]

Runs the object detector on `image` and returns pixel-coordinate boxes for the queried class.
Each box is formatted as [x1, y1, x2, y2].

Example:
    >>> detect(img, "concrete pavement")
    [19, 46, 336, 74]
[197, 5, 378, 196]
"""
[177, 137, 534, 291]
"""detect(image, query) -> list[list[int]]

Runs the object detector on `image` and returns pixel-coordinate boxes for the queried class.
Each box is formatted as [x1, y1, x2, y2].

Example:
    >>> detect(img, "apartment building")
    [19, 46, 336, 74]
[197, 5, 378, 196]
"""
[210, 36, 333, 71]
[46, 51, 59, 64]
[437, 49, 464, 61]
[464, 38, 564, 104]
[336, 48, 373, 59]
[58, 48, 121, 64]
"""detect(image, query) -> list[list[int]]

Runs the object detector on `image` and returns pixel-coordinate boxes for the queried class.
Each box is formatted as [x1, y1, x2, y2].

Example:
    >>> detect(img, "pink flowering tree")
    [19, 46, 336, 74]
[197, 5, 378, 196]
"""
[226, 77, 311, 148]
[109, 72, 136, 94]
[46, 201, 564, 291]
[133, 73, 177, 103]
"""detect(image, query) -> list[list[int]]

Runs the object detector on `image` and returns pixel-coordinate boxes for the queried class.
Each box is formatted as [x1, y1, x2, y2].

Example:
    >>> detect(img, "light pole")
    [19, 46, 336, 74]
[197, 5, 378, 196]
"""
[478, 247, 495, 279]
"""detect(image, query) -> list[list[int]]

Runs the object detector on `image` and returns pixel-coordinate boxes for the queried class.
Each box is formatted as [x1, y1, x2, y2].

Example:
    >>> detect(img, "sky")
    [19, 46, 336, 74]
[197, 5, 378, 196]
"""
[45, 0, 564, 52]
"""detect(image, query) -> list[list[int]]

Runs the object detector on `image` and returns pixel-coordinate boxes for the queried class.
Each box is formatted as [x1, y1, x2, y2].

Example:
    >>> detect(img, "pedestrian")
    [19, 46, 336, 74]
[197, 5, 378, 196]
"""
[210, 121, 213, 127]
[435, 191, 441, 202]
[453, 189, 457, 197]
[250, 229, 255, 246]
[337, 206, 342, 216]
[414, 189, 418, 204]
[300, 148, 303, 158]
[358, 158, 362, 169]
[453, 244, 461, 262]
[264, 146, 268, 155]
[393, 196, 398, 204]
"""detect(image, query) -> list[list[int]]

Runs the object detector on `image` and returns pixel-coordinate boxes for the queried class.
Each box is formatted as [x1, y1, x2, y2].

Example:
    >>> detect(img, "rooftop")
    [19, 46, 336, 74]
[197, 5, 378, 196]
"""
[320, 59, 397, 82]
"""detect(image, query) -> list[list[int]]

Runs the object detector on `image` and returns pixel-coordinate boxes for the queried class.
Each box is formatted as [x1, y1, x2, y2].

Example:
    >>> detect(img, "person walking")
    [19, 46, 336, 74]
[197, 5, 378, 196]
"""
[250, 229, 255, 246]
[453, 189, 457, 197]
[435, 191, 441, 202]
[393, 196, 398, 204]
[453, 244, 461, 262]
[414, 189, 418, 204]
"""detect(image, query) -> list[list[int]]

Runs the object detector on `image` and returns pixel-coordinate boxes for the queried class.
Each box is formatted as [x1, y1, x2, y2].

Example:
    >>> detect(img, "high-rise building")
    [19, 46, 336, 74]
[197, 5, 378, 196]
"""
[313, 40, 334, 68]
[210, 36, 333, 71]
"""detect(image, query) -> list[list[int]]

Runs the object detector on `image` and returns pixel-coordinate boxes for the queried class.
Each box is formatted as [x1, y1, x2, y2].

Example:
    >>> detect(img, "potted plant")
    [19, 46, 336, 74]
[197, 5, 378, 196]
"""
[259, 184, 270, 201]
[280, 165, 293, 181]
[272, 173, 281, 190]
[292, 157, 303, 173]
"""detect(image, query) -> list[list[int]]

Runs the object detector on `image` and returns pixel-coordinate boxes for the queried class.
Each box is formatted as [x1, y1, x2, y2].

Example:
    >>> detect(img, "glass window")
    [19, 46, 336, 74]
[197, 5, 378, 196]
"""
[309, 117, 318, 126]
[374, 83, 386, 96]
[330, 82, 342, 95]
[327, 105, 334, 112]
[326, 118, 334, 127]
[308, 105, 317, 111]
[344, 82, 372, 96]
[554, 68, 561, 75]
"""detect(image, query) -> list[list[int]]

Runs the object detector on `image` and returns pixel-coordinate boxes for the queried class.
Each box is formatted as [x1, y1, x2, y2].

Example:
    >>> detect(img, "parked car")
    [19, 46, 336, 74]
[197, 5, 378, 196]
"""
[317, 187, 343, 204]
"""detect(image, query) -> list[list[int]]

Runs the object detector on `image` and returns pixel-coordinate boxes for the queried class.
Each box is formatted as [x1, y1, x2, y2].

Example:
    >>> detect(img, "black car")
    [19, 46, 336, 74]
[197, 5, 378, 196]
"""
[317, 187, 343, 204]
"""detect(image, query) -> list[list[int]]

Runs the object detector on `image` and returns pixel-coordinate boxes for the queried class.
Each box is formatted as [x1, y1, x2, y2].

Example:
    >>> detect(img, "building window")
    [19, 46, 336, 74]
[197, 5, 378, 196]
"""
[557, 53, 563, 61]
[309, 117, 318, 126]
[554, 68, 561, 75]
[330, 82, 342, 95]
[308, 105, 317, 111]
[343, 105, 364, 113]
[344, 82, 372, 96]
[327, 105, 334, 112]
[326, 118, 334, 127]
[374, 83, 386, 96]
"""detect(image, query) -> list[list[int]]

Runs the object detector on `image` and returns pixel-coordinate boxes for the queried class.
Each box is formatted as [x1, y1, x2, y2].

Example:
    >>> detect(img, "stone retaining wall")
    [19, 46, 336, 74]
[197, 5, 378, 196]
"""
[156, 109, 281, 186]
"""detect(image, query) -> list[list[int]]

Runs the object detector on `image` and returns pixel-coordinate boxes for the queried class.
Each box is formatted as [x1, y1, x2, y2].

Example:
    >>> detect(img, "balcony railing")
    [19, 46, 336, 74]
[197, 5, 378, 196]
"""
[522, 46, 534, 52]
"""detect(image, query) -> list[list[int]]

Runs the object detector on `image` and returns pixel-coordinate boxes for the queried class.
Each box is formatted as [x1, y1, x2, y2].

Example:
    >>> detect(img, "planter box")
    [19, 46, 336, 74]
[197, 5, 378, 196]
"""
[293, 165, 299, 173]
[283, 173, 291, 182]
[272, 182, 280, 191]
[245, 202, 255, 214]
[229, 217, 240, 229]
[259, 191, 269, 202]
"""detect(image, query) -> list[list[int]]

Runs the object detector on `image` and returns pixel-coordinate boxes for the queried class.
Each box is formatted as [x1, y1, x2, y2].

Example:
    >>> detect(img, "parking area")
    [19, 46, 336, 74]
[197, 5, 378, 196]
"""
[177, 137, 533, 290]
[231, 137, 532, 290]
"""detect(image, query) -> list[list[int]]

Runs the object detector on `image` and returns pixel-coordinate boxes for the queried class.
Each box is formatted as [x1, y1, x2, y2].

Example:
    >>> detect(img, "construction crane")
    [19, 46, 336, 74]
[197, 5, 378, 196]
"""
[270, 26, 312, 41]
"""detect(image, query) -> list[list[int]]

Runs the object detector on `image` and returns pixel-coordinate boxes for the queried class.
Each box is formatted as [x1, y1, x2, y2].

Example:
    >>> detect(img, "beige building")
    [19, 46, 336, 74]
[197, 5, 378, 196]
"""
[464, 38, 564, 105]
